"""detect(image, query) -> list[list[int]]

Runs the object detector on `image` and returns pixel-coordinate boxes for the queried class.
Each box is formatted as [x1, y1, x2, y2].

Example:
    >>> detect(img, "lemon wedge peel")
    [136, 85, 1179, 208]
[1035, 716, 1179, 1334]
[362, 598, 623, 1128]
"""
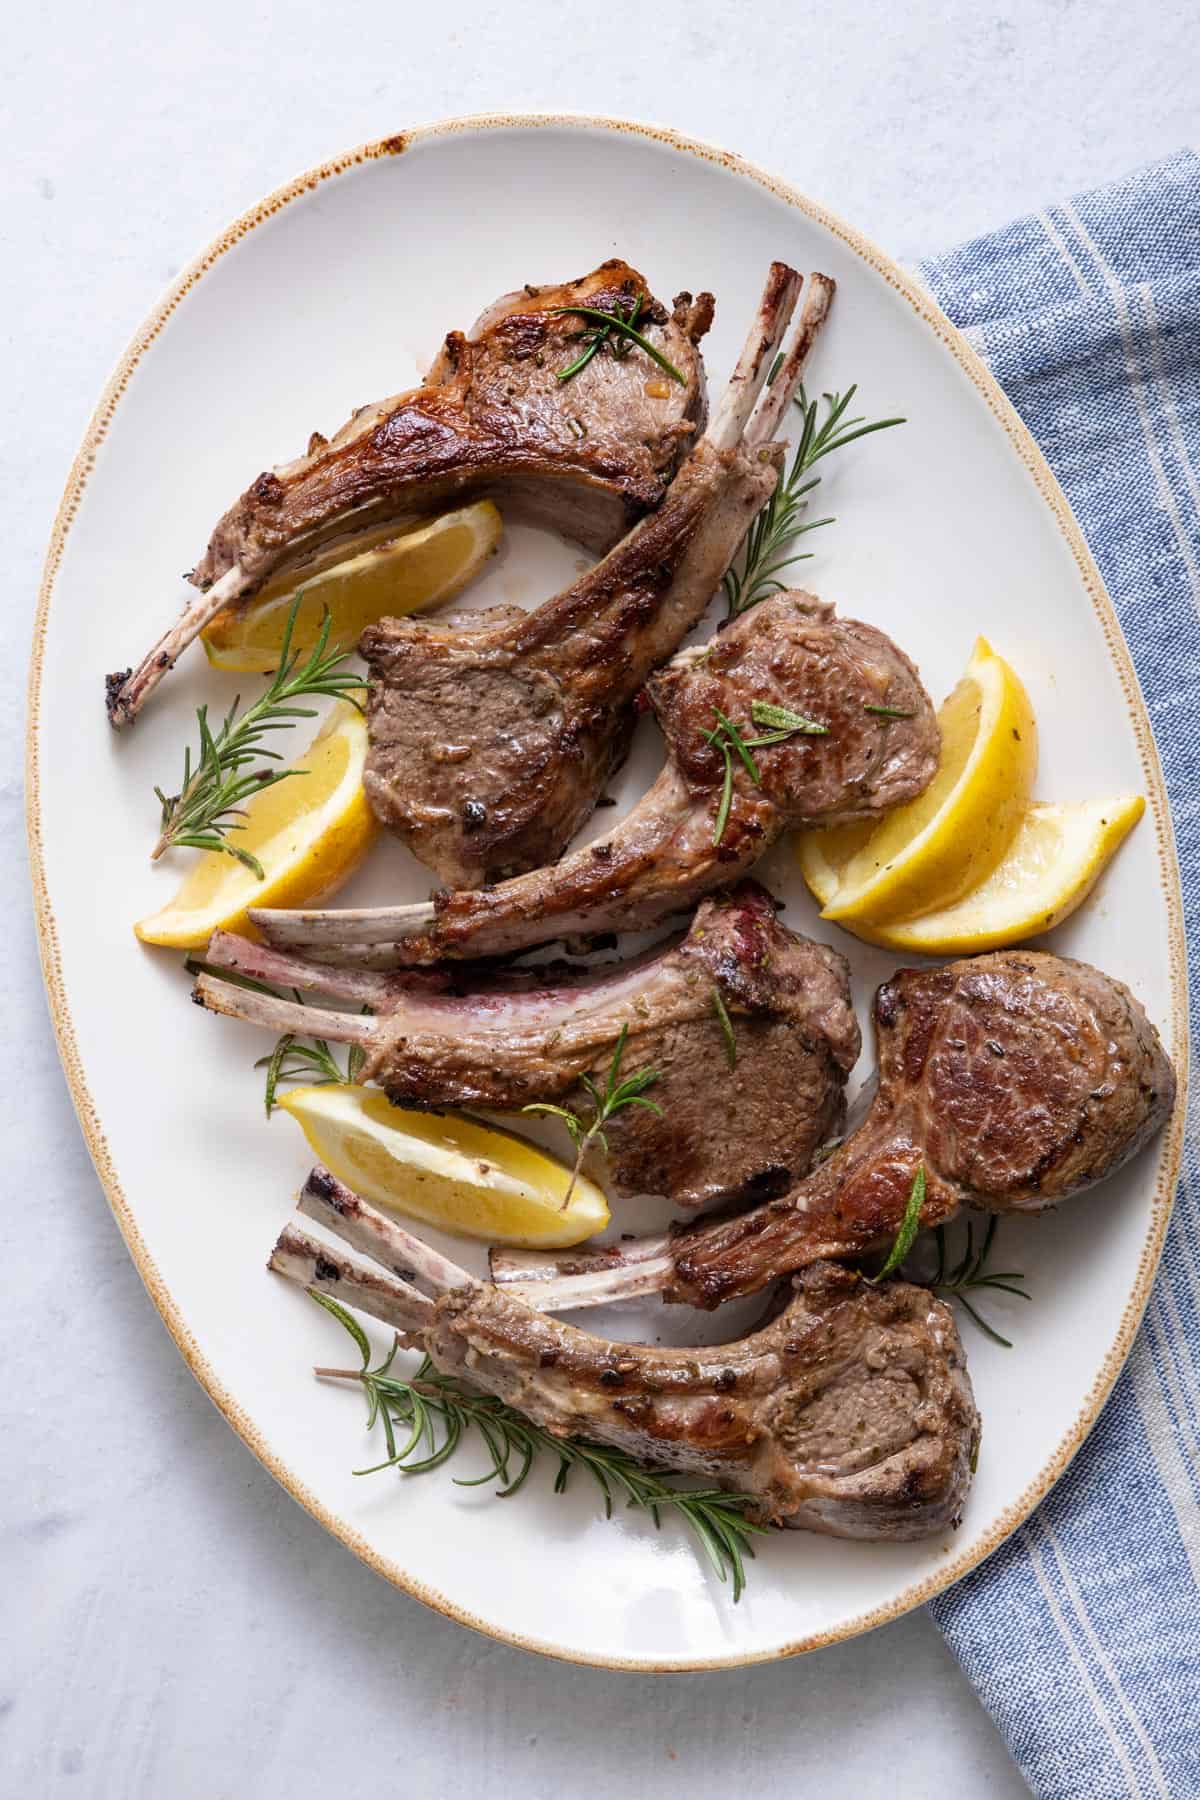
[201, 501, 503, 673]
[134, 701, 377, 949]
[844, 797, 1145, 953]
[277, 1084, 610, 1249]
[821, 638, 1039, 926]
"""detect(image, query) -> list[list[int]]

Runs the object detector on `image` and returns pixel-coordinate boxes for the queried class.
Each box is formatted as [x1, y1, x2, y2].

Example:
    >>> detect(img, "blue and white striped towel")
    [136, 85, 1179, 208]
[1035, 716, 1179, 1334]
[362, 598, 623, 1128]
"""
[919, 151, 1199, 1800]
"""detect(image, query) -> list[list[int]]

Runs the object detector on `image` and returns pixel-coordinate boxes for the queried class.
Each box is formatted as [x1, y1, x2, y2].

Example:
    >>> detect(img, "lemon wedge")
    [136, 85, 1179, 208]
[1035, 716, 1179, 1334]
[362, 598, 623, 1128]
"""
[820, 797, 1144, 953]
[817, 637, 1038, 925]
[135, 701, 377, 948]
[201, 501, 503, 673]
[277, 1084, 610, 1248]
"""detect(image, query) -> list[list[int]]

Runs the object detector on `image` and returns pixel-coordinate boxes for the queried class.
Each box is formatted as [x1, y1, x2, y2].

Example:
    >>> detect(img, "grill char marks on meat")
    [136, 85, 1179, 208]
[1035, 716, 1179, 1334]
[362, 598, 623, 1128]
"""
[105, 260, 713, 726]
[270, 1170, 981, 1540]
[492, 949, 1176, 1312]
[194, 884, 861, 1211]
[358, 266, 834, 887]
[252, 591, 939, 962]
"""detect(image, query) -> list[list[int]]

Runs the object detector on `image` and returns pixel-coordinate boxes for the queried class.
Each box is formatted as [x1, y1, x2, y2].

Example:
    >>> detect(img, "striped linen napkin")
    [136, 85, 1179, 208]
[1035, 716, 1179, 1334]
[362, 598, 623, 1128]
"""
[918, 150, 1199, 1800]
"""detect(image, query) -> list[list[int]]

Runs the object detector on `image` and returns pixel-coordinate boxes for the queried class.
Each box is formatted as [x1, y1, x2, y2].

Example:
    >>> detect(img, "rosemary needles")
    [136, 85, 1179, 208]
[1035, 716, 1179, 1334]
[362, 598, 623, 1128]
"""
[311, 1291, 766, 1600]
[152, 598, 363, 875]
[552, 296, 686, 385]
[523, 1024, 661, 1209]
[723, 386, 905, 618]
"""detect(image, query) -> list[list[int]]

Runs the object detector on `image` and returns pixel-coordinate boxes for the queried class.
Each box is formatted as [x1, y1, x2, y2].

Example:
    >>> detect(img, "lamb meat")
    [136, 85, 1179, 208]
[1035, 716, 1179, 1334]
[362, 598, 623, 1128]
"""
[194, 884, 861, 1210]
[491, 949, 1176, 1312]
[106, 259, 714, 725]
[358, 269, 836, 886]
[251, 591, 939, 961]
[270, 1167, 981, 1540]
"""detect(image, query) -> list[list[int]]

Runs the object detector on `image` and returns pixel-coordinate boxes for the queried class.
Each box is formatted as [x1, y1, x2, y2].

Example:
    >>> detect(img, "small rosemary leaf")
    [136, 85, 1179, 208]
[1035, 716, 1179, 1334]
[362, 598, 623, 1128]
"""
[308, 1287, 371, 1371]
[712, 708, 761, 784]
[262, 1031, 294, 1117]
[864, 703, 917, 720]
[956, 1295, 1014, 1349]
[616, 1094, 664, 1117]
[712, 741, 734, 847]
[870, 1165, 926, 1283]
[522, 1103, 584, 1127]
[549, 303, 686, 384]
[711, 985, 737, 1070]
[749, 700, 829, 736]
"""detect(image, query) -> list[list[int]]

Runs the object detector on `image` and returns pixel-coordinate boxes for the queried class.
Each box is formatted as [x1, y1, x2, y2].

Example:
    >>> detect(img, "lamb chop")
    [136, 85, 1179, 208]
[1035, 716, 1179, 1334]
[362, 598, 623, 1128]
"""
[489, 949, 1176, 1312]
[251, 591, 939, 962]
[106, 259, 715, 726]
[193, 885, 861, 1211]
[356, 268, 835, 886]
[270, 1166, 981, 1540]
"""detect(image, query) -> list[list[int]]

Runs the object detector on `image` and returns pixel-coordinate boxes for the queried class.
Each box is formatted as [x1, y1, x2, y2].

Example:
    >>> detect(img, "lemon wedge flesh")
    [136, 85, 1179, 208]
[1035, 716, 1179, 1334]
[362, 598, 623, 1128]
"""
[135, 701, 377, 949]
[832, 798, 1145, 953]
[818, 637, 1038, 925]
[277, 1084, 610, 1248]
[201, 501, 503, 673]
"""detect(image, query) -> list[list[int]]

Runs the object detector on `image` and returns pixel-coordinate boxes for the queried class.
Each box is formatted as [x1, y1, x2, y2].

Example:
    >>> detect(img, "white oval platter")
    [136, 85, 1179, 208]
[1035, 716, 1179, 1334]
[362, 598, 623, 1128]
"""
[28, 115, 1187, 1669]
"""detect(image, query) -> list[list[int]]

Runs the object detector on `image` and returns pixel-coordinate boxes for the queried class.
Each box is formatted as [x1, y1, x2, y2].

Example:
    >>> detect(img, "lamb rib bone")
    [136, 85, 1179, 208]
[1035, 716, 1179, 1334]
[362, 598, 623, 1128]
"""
[195, 883, 862, 1210]
[272, 1167, 980, 1540]
[251, 589, 940, 961]
[105, 259, 715, 726]
[354, 267, 835, 887]
[489, 948, 1177, 1312]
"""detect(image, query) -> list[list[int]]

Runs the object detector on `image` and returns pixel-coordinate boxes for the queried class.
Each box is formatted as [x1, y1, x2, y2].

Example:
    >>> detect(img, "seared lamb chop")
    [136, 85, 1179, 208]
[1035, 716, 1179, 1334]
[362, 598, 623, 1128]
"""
[106, 260, 714, 725]
[358, 268, 834, 886]
[491, 950, 1176, 1312]
[252, 592, 939, 961]
[270, 1167, 980, 1540]
[194, 885, 861, 1210]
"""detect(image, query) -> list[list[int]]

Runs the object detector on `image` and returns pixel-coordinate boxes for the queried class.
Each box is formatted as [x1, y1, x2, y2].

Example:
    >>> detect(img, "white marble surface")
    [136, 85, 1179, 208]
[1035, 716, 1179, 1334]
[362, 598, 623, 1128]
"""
[3, 2, 1192, 1793]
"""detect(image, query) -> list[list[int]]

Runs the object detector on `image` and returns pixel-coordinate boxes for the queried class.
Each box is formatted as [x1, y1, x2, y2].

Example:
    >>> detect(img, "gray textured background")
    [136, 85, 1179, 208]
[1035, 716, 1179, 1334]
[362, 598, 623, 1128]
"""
[4, 2, 1193, 1793]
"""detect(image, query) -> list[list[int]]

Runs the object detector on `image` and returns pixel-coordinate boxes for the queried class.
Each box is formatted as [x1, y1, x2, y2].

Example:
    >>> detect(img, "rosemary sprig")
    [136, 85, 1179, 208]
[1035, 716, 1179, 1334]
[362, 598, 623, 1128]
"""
[554, 293, 643, 382]
[522, 1023, 661, 1209]
[311, 1291, 767, 1600]
[929, 1216, 1032, 1348]
[552, 298, 686, 385]
[152, 599, 364, 874]
[723, 386, 905, 618]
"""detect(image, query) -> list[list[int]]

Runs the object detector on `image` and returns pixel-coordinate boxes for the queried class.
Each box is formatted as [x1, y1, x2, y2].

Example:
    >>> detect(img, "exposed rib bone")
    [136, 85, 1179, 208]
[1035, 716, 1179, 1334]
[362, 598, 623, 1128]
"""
[192, 974, 375, 1043]
[489, 1233, 671, 1286]
[297, 1165, 474, 1296]
[204, 928, 423, 1007]
[106, 563, 247, 728]
[707, 263, 803, 451]
[250, 900, 437, 953]
[269, 1223, 434, 1337]
[746, 274, 836, 445]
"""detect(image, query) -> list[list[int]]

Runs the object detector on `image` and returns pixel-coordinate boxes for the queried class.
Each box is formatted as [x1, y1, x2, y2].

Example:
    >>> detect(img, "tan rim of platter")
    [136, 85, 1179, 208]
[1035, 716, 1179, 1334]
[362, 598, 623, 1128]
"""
[26, 113, 1190, 1672]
